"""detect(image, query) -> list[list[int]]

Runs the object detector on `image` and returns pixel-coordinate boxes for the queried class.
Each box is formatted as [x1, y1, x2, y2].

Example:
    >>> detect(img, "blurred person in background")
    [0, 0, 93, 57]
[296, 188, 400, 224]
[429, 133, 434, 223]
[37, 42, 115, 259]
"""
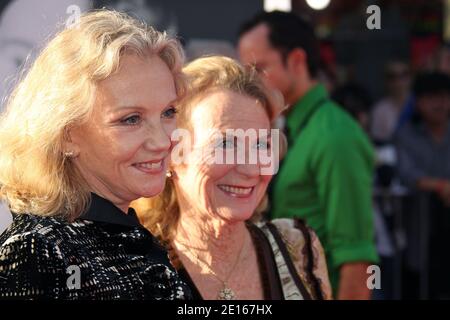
[371, 61, 412, 143]
[395, 72, 450, 299]
[424, 43, 450, 76]
[238, 11, 378, 299]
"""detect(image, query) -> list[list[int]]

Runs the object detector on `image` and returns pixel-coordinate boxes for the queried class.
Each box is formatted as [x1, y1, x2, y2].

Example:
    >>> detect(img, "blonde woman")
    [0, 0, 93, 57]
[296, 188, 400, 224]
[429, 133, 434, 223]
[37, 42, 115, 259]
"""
[0, 10, 191, 300]
[134, 56, 332, 300]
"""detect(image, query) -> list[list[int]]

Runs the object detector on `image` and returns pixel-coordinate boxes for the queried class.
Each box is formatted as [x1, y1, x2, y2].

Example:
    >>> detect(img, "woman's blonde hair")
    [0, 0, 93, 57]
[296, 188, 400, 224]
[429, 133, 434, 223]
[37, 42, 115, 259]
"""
[135, 55, 283, 244]
[0, 9, 185, 220]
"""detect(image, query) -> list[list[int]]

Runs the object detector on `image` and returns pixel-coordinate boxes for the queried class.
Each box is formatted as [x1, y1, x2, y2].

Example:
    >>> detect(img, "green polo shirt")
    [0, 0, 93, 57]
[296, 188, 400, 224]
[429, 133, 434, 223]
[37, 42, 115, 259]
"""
[272, 84, 379, 293]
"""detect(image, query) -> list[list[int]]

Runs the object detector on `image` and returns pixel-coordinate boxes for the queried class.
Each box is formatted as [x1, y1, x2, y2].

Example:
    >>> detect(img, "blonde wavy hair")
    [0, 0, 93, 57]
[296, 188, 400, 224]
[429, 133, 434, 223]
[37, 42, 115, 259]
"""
[0, 9, 185, 220]
[134, 55, 285, 244]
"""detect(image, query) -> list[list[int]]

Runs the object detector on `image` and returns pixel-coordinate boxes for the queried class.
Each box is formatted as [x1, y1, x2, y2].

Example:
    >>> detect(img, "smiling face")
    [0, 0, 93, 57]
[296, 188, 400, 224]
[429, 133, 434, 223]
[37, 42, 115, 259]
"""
[172, 89, 272, 222]
[67, 53, 178, 209]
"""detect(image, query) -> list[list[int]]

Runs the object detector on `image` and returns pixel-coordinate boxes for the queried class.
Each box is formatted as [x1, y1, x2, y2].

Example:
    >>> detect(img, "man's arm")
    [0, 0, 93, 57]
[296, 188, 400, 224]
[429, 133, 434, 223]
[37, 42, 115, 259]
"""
[396, 134, 450, 206]
[417, 178, 450, 206]
[315, 125, 379, 299]
[338, 262, 371, 300]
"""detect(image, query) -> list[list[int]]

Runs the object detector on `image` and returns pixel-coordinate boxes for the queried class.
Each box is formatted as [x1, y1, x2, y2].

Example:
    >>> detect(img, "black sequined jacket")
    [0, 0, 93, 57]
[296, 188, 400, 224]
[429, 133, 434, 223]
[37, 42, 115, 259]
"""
[0, 193, 192, 300]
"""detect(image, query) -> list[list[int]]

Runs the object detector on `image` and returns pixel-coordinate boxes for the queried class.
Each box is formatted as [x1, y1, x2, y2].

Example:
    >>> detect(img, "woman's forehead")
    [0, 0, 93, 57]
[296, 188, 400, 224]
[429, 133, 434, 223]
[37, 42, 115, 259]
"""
[189, 89, 270, 128]
[94, 55, 176, 113]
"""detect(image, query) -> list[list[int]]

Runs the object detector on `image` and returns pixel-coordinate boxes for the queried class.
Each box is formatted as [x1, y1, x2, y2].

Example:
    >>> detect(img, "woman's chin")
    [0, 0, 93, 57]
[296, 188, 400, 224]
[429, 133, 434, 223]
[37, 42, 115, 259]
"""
[219, 208, 255, 223]
[138, 182, 165, 198]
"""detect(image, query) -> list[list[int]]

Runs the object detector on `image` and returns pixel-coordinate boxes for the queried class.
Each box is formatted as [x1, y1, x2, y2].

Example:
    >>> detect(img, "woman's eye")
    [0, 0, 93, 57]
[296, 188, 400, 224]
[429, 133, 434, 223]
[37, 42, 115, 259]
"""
[162, 106, 177, 119]
[255, 140, 270, 150]
[219, 138, 234, 149]
[121, 115, 141, 125]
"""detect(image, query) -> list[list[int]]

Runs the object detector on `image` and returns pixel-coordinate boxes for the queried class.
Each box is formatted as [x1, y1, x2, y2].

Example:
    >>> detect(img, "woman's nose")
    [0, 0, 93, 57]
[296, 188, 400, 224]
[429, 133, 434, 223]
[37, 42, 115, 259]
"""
[143, 122, 172, 153]
[235, 162, 261, 178]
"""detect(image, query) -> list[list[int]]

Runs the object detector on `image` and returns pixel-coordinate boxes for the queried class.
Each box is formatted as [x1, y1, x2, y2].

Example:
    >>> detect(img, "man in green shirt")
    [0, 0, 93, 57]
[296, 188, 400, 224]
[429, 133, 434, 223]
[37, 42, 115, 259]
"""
[238, 11, 378, 299]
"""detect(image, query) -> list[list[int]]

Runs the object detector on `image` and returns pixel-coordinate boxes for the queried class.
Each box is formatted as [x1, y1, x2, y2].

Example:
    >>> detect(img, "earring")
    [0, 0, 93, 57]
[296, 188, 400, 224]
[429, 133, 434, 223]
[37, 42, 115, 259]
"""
[64, 151, 75, 158]
[166, 170, 173, 178]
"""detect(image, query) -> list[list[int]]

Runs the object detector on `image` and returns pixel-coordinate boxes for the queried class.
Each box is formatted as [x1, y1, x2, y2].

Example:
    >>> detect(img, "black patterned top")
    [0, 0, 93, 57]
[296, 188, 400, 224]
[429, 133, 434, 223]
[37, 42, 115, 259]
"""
[0, 193, 192, 300]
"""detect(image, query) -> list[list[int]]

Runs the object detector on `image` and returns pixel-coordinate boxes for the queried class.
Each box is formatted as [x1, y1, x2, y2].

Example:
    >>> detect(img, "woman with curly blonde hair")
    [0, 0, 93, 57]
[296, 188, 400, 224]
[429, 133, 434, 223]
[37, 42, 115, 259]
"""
[0, 10, 191, 300]
[134, 56, 332, 300]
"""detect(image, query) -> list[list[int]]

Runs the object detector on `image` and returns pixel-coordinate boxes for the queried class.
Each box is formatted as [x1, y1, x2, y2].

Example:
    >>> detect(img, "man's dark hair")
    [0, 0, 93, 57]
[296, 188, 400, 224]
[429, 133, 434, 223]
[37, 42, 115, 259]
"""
[413, 72, 450, 98]
[239, 11, 320, 78]
[412, 72, 450, 123]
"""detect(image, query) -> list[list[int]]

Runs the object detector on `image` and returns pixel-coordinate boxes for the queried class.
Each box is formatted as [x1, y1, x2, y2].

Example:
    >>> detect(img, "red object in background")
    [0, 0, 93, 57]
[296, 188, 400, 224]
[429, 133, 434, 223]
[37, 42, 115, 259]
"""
[411, 35, 441, 69]
[319, 42, 336, 72]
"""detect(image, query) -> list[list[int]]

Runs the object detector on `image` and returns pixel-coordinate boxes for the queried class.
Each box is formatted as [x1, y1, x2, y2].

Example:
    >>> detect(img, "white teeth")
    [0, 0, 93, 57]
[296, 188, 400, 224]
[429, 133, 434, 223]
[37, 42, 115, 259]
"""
[219, 185, 252, 195]
[136, 161, 162, 170]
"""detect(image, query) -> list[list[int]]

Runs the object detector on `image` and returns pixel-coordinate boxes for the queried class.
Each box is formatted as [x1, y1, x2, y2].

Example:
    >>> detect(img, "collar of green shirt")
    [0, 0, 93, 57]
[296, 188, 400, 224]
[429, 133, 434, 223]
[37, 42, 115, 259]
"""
[286, 83, 328, 141]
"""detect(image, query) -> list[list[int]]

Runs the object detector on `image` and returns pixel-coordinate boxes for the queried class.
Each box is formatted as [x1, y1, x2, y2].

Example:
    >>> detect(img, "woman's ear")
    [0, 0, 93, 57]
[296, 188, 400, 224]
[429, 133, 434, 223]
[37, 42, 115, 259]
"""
[62, 127, 81, 158]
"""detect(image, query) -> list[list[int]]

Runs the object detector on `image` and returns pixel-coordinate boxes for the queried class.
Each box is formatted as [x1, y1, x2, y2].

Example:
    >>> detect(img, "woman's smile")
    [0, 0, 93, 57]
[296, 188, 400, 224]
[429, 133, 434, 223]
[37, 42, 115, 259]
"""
[132, 158, 166, 175]
[217, 184, 255, 198]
